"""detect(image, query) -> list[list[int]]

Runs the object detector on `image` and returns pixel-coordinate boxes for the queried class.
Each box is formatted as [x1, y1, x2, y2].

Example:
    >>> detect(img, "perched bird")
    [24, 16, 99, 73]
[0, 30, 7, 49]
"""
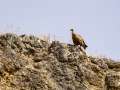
[70, 29, 88, 49]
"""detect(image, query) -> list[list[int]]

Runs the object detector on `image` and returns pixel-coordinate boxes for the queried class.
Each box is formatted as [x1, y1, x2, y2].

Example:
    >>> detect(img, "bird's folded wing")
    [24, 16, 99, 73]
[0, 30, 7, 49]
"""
[73, 34, 83, 42]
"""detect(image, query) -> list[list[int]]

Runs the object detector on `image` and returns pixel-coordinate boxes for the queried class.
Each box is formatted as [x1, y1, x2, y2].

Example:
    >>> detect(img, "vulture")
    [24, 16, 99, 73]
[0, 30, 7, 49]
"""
[70, 29, 88, 49]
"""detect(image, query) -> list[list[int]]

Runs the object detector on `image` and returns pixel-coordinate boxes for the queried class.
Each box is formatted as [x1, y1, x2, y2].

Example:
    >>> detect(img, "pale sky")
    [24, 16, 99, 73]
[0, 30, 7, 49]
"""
[0, 0, 120, 61]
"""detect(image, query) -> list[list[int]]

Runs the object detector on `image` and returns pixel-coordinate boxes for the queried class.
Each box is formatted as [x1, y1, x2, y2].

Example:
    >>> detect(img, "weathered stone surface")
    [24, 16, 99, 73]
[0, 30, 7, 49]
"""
[106, 71, 120, 89]
[104, 59, 120, 69]
[1, 47, 25, 73]
[91, 58, 108, 72]
[50, 41, 84, 63]
[0, 39, 6, 47]
[33, 57, 44, 62]
[0, 33, 119, 90]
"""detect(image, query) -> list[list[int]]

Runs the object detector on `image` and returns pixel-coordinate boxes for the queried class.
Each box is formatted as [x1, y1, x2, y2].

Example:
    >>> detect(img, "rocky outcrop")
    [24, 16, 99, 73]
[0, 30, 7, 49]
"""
[0, 33, 120, 90]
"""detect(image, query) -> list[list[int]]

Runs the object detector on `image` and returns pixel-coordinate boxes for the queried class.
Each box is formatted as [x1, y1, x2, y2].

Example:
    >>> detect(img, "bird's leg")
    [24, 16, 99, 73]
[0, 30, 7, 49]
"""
[79, 46, 83, 51]
[74, 45, 77, 47]
[79, 45, 81, 49]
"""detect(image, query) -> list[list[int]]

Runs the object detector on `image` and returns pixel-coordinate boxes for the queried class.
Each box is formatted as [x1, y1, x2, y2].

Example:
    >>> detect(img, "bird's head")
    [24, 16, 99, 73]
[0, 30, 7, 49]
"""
[70, 29, 74, 32]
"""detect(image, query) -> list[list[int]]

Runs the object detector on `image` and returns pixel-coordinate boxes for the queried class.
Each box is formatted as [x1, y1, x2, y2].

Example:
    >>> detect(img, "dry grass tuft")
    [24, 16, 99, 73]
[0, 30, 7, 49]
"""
[40, 33, 63, 43]
[40, 33, 51, 43]
[88, 49, 108, 59]
[4, 24, 22, 34]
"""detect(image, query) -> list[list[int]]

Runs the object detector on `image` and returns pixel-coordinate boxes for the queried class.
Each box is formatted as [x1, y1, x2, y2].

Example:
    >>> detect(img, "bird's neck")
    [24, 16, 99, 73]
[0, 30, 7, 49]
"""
[72, 31, 75, 34]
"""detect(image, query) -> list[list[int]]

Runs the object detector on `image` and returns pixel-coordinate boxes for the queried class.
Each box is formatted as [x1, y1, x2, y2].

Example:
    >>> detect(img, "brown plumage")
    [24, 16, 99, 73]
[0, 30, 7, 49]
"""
[70, 29, 88, 49]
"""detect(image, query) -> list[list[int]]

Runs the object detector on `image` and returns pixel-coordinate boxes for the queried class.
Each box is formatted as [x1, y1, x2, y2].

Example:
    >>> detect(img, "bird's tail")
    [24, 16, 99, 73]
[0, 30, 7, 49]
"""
[84, 44, 88, 49]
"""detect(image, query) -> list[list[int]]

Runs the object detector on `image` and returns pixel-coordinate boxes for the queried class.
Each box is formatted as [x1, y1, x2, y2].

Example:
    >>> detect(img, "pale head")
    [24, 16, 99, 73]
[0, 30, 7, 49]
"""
[70, 29, 74, 33]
